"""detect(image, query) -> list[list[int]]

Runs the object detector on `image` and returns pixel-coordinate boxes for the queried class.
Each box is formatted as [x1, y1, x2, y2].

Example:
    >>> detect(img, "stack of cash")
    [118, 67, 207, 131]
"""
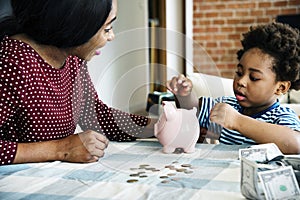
[239, 143, 300, 200]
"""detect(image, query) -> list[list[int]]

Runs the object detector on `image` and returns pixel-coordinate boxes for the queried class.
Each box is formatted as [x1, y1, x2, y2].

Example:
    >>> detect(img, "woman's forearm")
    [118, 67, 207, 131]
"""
[14, 140, 62, 164]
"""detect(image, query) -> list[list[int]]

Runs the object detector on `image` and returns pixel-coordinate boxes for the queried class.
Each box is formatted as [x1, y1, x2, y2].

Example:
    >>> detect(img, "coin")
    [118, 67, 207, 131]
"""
[184, 170, 193, 174]
[139, 164, 150, 168]
[174, 148, 184, 154]
[151, 169, 160, 172]
[129, 173, 140, 177]
[127, 179, 138, 183]
[161, 180, 170, 184]
[159, 176, 169, 179]
[176, 168, 185, 172]
[165, 165, 176, 170]
[167, 173, 176, 176]
[181, 164, 191, 168]
[145, 167, 156, 171]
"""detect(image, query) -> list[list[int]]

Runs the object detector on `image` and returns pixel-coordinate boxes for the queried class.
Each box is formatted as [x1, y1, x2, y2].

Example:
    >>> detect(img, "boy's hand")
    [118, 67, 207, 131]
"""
[167, 74, 193, 97]
[209, 103, 240, 130]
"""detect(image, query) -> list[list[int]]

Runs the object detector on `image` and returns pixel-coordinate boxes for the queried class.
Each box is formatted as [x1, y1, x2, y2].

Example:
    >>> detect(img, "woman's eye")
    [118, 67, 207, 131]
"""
[104, 26, 113, 33]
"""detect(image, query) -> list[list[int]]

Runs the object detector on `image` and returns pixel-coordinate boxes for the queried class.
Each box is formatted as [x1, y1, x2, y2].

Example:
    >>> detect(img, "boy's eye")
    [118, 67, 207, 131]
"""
[250, 76, 260, 81]
[235, 71, 242, 77]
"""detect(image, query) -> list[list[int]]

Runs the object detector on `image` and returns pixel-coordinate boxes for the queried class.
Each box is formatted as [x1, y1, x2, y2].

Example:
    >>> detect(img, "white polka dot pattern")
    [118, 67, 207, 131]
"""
[0, 36, 149, 165]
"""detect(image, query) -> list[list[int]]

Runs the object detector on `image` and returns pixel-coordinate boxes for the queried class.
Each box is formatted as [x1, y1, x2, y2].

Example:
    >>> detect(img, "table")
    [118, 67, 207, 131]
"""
[0, 140, 249, 200]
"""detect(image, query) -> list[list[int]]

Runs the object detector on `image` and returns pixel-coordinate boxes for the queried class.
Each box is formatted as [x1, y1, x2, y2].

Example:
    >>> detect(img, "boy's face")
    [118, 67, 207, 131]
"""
[233, 47, 285, 114]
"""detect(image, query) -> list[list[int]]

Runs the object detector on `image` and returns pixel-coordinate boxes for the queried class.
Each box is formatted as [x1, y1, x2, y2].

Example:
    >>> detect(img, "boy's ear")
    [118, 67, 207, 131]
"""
[275, 81, 291, 95]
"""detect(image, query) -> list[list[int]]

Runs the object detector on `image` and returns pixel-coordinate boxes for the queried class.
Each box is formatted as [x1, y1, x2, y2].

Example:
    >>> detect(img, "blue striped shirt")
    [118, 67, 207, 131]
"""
[198, 96, 300, 145]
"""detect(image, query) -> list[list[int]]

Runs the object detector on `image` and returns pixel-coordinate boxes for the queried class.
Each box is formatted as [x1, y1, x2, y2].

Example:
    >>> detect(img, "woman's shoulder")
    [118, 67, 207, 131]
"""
[1, 36, 41, 68]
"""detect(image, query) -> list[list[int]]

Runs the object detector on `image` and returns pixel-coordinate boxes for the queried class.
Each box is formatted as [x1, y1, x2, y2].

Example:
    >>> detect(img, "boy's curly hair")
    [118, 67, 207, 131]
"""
[237, 22, 300, 90]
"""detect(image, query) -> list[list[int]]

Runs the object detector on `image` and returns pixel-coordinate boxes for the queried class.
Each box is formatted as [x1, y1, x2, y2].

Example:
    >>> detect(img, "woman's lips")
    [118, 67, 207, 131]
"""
[95, 50, 101, 55]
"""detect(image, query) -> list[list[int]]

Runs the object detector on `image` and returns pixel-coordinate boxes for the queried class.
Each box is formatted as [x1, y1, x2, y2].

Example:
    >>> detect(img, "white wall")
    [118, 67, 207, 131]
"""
[166, 0, 194, 79]
[87, 0, 193, 113]
[166, 0, 184, 79]
[87, 0, 149, 113]
[185, 0, 194, 76]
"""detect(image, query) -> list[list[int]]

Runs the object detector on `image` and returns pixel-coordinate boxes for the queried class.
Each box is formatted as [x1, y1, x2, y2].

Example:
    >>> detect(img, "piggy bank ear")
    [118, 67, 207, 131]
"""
[162, 101, 176, 120]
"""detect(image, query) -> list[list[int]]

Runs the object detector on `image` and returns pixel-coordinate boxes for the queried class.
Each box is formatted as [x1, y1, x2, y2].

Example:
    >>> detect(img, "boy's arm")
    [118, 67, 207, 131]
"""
[210, 103, 300, 154]
[236, 115, 300, 154]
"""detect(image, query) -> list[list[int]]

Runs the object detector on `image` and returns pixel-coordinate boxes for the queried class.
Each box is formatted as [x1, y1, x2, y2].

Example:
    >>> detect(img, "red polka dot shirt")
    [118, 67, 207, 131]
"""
[0, 36, 149, 165]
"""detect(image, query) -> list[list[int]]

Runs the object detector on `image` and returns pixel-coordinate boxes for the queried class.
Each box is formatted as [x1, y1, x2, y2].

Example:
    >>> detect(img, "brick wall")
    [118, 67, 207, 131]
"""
[193, 0, 300, 78]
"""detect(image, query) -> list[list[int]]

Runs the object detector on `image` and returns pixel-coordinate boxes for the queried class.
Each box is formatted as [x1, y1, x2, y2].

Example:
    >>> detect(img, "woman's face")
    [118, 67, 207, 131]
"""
[72, 0, 117, 61]
[233, 47, 286, 114]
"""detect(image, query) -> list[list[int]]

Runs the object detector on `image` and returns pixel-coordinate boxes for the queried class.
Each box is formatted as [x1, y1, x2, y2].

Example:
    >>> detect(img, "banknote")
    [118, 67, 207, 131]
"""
[240, 157, 264, 199]
[250, 143, 283, 161]
[258, 166, 300, 200]
[283, 155, 300, 170]
[239, 148, 267, 162]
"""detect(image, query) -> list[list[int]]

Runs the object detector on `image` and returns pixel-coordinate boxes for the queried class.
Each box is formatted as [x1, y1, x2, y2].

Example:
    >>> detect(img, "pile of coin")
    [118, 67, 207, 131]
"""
[126, 161, 196, 184]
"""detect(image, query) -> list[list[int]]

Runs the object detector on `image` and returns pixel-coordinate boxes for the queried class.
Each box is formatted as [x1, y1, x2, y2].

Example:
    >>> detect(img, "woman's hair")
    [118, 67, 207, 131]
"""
[237, 22, 300, 90]
[1, 0, 112, 48]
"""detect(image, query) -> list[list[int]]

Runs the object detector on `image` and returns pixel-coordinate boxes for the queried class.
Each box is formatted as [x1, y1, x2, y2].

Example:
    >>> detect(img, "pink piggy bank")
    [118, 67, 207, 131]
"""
[154, 101, 200, 153]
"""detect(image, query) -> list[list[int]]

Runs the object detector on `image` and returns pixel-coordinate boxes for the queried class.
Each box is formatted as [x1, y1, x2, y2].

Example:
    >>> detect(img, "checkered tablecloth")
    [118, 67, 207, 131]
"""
[0, 140, 248, 200]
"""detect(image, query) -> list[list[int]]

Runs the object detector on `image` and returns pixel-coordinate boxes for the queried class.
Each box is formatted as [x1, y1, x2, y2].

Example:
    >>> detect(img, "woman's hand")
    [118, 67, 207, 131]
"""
[167, 74, 193, 97]
[14, 130, 109, 164]
[58, 130, 109, 163]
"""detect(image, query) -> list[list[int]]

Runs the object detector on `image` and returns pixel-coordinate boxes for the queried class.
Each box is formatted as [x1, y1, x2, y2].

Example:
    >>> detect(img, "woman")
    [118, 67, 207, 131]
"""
[0, 0, 155, 165]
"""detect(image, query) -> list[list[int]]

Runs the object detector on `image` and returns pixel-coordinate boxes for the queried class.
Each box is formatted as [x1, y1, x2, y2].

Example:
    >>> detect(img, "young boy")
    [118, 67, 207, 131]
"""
[167, 22, 300, 154]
